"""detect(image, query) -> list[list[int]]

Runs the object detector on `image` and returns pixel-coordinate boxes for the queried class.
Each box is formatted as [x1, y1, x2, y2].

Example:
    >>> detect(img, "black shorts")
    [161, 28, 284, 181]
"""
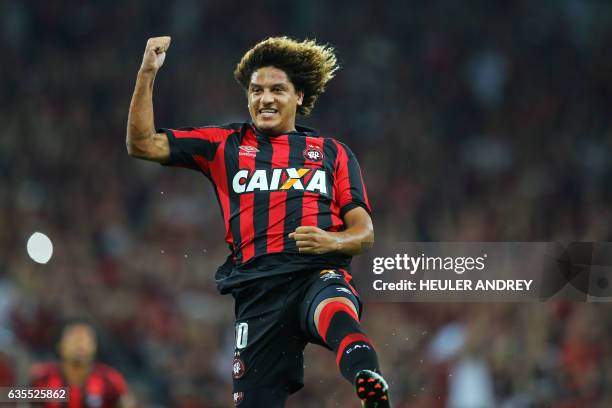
[230, 268, 361, 394]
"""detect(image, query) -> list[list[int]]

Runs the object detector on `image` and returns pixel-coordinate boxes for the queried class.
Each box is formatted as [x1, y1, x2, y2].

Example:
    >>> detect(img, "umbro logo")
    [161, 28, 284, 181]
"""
[239, 145, 259, 157]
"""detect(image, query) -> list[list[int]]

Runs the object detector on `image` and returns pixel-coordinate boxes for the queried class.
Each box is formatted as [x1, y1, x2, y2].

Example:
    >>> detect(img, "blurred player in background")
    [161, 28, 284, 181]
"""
[31, 319, 134, 408]
[127, 36, 390, 407]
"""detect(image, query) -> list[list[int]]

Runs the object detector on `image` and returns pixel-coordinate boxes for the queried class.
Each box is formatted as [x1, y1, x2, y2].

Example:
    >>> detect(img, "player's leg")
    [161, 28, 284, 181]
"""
[308, 286, 390, 408]
[231, 314, 305, 407]
[233, 386, 289, 408]
[231, 275, 309, 407]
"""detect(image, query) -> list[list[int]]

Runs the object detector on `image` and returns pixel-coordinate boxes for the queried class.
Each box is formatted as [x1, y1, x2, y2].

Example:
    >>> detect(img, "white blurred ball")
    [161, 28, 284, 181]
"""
[26, 232, 53, 264]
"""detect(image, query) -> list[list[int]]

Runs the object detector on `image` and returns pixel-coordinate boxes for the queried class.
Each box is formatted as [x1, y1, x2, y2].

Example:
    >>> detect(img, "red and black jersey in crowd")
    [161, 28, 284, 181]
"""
[30, 362, 128, 408]
[160, 122, 371, 293]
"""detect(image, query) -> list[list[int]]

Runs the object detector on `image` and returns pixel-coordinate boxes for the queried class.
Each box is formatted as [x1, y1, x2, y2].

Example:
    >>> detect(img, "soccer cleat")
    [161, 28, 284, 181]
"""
[355, 370, 390, 408]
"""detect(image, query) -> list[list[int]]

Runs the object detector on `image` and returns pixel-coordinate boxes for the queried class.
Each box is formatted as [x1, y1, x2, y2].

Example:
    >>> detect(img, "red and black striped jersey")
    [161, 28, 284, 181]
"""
[30, 362, 128, 408]
[160, 122, 371, 292]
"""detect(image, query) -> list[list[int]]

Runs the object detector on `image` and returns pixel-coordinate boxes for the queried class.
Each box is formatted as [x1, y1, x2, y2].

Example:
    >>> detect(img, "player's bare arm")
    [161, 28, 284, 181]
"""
[126, 36, 171, 162]
[289, 206, 374, 256]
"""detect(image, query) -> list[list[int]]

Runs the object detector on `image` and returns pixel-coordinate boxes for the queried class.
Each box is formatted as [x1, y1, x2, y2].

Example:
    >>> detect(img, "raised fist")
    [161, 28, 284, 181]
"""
[141, 36, 171, 72]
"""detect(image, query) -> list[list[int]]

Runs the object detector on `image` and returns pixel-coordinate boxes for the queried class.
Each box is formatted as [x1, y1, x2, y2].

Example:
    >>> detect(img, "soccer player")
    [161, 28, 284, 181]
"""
[30, 319, 135, 408]
[127, 36, 390, 407]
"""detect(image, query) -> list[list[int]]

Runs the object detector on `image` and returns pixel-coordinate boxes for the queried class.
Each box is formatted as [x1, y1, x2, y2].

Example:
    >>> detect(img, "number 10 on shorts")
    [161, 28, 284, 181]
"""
[235, 322, 248, 349]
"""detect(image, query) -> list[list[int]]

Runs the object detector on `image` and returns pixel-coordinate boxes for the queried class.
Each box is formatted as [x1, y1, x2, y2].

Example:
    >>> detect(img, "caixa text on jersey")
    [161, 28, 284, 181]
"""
[232, 167, 328, 195]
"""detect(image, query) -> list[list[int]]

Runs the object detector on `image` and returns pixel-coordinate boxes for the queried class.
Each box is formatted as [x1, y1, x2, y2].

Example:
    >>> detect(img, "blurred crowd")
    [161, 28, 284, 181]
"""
[1, 0, 611, 407]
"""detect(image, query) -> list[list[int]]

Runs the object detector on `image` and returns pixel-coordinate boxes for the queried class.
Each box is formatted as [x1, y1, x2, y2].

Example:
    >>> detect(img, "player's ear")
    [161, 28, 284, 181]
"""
[297, 91, 304, 106]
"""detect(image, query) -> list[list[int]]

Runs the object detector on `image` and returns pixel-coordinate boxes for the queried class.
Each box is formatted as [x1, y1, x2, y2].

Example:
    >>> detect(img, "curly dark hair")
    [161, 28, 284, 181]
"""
[234, 37, 339, 116]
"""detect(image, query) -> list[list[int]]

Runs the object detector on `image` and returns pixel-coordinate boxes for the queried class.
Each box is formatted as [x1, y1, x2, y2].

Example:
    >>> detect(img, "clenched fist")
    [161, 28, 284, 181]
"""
[289, 226, 340, 255]
[140, 36, 171, 73]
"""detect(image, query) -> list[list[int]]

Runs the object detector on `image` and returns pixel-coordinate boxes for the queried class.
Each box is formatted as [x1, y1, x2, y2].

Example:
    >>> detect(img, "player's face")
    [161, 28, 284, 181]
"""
[248, 66, 304, 135]
[58, 324, 97, 364]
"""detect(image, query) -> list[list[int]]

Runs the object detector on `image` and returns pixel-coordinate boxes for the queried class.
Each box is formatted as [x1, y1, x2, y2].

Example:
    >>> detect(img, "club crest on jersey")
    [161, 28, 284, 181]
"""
[232, 168, 328, 195]
[239, 145, 259, 157]
[303, 144, 323, 162]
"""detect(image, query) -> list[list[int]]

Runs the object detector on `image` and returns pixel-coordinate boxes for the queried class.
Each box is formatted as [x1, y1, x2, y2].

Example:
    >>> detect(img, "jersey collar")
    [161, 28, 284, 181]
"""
[249, 122, 320, 137]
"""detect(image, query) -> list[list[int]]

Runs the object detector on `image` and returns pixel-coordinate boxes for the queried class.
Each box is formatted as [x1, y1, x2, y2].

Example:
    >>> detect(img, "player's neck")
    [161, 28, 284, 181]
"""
[254, 124, 297, 137]
[62, 361, 92, 385]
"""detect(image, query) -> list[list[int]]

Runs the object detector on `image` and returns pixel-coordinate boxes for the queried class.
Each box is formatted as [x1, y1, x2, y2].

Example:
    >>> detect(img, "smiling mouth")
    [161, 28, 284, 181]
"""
[259, 109, 278, 114]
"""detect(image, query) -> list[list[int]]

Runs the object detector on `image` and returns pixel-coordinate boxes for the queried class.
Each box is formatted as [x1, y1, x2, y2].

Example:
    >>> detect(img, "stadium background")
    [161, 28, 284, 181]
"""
[1, 0, 612, 406]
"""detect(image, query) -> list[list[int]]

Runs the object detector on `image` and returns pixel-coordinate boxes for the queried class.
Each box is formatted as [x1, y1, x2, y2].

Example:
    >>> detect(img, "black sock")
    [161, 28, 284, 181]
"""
[319, 304, 380, 383]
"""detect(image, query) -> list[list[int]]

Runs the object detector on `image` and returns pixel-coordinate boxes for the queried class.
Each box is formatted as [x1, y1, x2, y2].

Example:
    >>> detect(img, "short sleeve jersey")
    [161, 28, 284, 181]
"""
[160, 122, 371, 293]
[30, 362, 128, 408]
